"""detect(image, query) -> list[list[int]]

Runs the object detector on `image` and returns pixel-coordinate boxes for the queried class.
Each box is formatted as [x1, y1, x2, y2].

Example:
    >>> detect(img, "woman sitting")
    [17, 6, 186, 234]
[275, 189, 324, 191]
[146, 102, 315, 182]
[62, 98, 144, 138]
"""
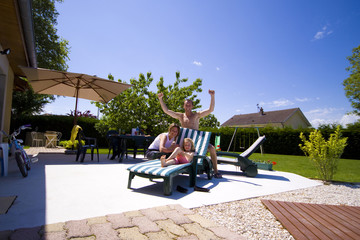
[145, 123, 180, 160]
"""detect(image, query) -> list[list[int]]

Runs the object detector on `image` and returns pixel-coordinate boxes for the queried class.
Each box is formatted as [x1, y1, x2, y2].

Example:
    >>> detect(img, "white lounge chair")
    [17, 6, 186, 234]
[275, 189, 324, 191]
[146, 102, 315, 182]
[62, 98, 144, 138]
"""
[217, 135, 266, 177]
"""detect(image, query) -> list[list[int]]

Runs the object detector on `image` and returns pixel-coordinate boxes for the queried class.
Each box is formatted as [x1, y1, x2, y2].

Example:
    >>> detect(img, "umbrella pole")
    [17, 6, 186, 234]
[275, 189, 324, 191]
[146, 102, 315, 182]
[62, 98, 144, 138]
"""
[73, 86, 80, 125]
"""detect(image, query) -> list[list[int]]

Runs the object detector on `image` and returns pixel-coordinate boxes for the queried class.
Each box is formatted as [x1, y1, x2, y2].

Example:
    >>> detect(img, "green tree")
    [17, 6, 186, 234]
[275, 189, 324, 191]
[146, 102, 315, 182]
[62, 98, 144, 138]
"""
[32, 0, 70, 70]
[318, 123, 343, 131]
[199, 114, 220, 129]
[95, 72, 217, 136]
[346, 120, 360, 130]
[12, 0, 70, 119]
[343, 45, 360, 116]
[12, 88, 55, 118]
[299, 126, 347, 182]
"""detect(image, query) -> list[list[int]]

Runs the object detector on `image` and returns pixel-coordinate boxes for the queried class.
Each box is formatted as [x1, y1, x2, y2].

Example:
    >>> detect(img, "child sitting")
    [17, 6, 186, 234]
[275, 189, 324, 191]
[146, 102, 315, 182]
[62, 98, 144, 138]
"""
[160, 138, 195, 167]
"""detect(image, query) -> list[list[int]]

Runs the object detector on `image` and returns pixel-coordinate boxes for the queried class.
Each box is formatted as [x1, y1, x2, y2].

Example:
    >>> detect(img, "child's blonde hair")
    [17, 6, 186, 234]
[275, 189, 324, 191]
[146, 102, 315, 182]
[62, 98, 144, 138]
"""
[182, 138, 195, 152]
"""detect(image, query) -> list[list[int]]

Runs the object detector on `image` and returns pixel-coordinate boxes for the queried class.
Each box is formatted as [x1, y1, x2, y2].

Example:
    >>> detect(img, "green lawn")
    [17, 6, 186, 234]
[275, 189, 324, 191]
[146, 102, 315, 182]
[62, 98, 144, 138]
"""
[248, 153, 360, 183]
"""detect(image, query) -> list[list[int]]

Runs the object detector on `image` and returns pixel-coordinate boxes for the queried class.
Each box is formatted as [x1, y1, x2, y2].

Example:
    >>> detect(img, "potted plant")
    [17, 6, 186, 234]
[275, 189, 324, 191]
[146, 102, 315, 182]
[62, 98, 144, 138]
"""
[253, 159, 276, 171]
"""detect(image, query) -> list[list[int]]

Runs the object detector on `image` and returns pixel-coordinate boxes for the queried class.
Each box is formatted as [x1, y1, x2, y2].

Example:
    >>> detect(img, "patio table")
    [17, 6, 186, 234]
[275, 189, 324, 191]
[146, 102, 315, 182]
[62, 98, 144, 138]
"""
[45, 132, 57, 148]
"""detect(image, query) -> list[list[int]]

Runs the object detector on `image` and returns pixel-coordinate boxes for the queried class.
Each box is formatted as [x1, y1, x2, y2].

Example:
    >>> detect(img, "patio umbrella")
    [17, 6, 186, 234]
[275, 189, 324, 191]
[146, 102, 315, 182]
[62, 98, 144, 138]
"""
[20, 66, 132, 124]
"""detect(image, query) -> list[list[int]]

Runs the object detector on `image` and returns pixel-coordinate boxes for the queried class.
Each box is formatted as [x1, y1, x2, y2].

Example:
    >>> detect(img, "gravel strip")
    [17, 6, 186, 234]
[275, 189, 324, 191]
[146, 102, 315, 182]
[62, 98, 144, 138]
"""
[192, 181, 360, 240]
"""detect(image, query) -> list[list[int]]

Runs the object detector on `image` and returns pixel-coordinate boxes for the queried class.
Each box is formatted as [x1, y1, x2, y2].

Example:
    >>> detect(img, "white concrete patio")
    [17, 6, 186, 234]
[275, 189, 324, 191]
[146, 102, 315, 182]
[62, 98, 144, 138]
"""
[0, 151, 322, 231]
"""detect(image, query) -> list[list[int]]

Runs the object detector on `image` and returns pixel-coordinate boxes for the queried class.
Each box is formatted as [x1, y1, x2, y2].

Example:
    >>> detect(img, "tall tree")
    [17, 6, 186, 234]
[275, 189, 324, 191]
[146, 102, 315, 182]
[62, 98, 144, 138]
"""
[32, 0, 70, 70]
[343, 45, 360, 116]
[95, 72, 219, 136]
[12, 0, 70, 119]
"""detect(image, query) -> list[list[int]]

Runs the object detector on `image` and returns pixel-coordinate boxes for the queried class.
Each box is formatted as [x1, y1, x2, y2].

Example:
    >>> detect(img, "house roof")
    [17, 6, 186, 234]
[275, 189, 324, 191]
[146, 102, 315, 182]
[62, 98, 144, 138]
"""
[221, 108, 311, 127]
[0, 0, 37, 78]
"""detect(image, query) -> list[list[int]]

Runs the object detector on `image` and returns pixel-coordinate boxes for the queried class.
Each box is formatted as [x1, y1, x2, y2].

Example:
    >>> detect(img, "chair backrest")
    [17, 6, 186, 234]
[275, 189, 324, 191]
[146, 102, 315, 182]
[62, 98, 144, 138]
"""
[106, 130, 118, 139]
[76, 129, 86, 148]
[176, 128, 211, 156]
[240, 135, 266, 158]
[106, 130, 119, 145]
[31, 131, 37, 139]
[56, 132, 62, 141]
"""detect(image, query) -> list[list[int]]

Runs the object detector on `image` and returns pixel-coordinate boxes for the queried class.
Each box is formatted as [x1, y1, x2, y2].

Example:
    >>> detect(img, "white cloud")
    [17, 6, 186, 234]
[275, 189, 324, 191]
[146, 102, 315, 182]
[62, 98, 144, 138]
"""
[306, 107, 339, 117]
[260, 98, 294, 108]
[312, 25, 333, 41]
[192, 61, 202, 66]
[216, 67, 220, 71]
[305, 108, 359, 128]
[339, 113, 360, 126]
[295, 97, 311, 102]
[310, 118, 335, 128]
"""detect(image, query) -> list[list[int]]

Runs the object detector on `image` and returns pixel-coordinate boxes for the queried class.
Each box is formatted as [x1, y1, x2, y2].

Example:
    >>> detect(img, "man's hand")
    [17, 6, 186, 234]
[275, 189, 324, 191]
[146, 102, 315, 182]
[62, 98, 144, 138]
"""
[209, 90, 215, 96]
[158, 92, 164, 99]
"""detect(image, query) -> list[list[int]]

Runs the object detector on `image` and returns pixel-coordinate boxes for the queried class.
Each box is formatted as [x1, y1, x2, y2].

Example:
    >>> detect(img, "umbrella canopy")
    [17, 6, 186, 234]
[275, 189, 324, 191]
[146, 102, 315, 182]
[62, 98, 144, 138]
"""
[20, 67, 132, 124]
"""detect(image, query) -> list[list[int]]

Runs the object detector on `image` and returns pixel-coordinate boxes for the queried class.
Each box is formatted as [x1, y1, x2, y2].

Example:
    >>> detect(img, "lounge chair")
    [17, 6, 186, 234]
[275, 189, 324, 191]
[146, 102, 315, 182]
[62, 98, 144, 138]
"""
[127, 128, 212, 195]
[216, 135, 266, 177]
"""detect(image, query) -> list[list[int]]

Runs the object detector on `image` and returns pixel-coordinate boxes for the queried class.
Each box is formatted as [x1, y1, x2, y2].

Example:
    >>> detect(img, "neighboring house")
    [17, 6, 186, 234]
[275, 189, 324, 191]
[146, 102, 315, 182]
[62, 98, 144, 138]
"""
[0, 0, 37, 137]
[222, 108, 312, 129]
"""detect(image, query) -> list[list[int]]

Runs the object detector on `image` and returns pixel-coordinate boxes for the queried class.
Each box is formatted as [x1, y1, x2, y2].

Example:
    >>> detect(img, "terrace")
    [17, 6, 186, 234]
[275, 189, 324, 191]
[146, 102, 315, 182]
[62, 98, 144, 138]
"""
[0, 147, 327, 239]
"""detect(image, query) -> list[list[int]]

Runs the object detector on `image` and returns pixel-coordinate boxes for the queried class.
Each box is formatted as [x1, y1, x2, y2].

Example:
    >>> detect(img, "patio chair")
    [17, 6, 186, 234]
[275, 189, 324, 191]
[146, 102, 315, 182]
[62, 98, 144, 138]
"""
[216, 135, 266, 177]
[56, 131, 62, 146]
[125, 136, 155, 159]
[31, 131, 43, 147]
[127, 128, 212, 195]
[106, 130, 119, 159]
[75, 128, 99, 162]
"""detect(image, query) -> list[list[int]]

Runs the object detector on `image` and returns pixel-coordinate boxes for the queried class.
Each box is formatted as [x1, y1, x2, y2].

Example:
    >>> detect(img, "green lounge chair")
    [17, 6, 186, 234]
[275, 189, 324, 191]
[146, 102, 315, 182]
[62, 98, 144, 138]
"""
[127, 128, 212, 195]
[216, 135, 266, 177]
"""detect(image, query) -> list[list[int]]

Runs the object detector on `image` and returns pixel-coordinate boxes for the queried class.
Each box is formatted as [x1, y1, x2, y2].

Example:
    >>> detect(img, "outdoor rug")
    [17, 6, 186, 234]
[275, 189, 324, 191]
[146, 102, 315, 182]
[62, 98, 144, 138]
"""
[0, 196, 17, 214]
[261, 199, 360, 240]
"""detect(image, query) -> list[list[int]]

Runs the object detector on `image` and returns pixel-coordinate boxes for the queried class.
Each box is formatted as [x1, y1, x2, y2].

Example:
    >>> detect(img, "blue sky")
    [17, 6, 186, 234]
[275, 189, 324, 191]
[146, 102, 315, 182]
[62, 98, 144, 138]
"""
[43, 0, 360, 128]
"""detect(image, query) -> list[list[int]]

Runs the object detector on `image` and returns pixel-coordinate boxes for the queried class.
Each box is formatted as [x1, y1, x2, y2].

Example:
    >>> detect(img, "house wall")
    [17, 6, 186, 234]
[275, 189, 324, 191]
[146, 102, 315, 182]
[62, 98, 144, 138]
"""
[284, 111, 310, 129]
[0, 45, 14, 141]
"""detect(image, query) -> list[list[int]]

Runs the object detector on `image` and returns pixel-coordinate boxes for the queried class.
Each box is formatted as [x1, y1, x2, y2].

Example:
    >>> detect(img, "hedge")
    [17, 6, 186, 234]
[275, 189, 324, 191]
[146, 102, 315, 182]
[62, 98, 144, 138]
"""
[9, 116, 360, 159]
[10, 115, 107, 147]
[201, 126, 360, 160]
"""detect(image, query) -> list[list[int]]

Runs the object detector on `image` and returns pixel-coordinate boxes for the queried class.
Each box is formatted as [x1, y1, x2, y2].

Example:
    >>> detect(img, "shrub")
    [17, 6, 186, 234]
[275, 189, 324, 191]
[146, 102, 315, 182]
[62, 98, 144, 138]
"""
[59, 140, 84, 149]
[299, 126, 347, 182]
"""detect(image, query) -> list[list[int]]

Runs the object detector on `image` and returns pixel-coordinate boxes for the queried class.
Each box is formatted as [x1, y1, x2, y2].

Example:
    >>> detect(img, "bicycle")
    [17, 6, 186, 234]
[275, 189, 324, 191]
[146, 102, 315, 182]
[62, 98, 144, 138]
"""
[1, 124, 38, 177]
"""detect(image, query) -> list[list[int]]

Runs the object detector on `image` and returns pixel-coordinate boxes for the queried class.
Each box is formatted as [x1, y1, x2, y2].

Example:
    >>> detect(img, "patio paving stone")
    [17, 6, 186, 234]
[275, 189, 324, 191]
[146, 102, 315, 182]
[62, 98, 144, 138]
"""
[0, 204, 245, 239]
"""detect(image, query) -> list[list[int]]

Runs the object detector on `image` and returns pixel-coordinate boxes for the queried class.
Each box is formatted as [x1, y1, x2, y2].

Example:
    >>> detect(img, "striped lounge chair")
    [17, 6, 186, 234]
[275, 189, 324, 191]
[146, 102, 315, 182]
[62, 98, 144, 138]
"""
[127, 128, 212, 195]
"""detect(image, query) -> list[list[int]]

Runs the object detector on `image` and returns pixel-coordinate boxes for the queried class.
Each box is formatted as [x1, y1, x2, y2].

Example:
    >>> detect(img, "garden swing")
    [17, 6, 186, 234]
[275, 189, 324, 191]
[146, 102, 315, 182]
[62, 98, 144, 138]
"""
[238, 130, 256, 151]
[216, 127, 266, 177]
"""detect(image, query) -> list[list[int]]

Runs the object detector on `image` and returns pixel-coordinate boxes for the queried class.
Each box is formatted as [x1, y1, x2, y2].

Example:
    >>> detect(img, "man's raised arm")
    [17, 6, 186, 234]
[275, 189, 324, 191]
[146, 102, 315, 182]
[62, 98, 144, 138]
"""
[158, 92, 182, 119]
[198, 90, 215, 118]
